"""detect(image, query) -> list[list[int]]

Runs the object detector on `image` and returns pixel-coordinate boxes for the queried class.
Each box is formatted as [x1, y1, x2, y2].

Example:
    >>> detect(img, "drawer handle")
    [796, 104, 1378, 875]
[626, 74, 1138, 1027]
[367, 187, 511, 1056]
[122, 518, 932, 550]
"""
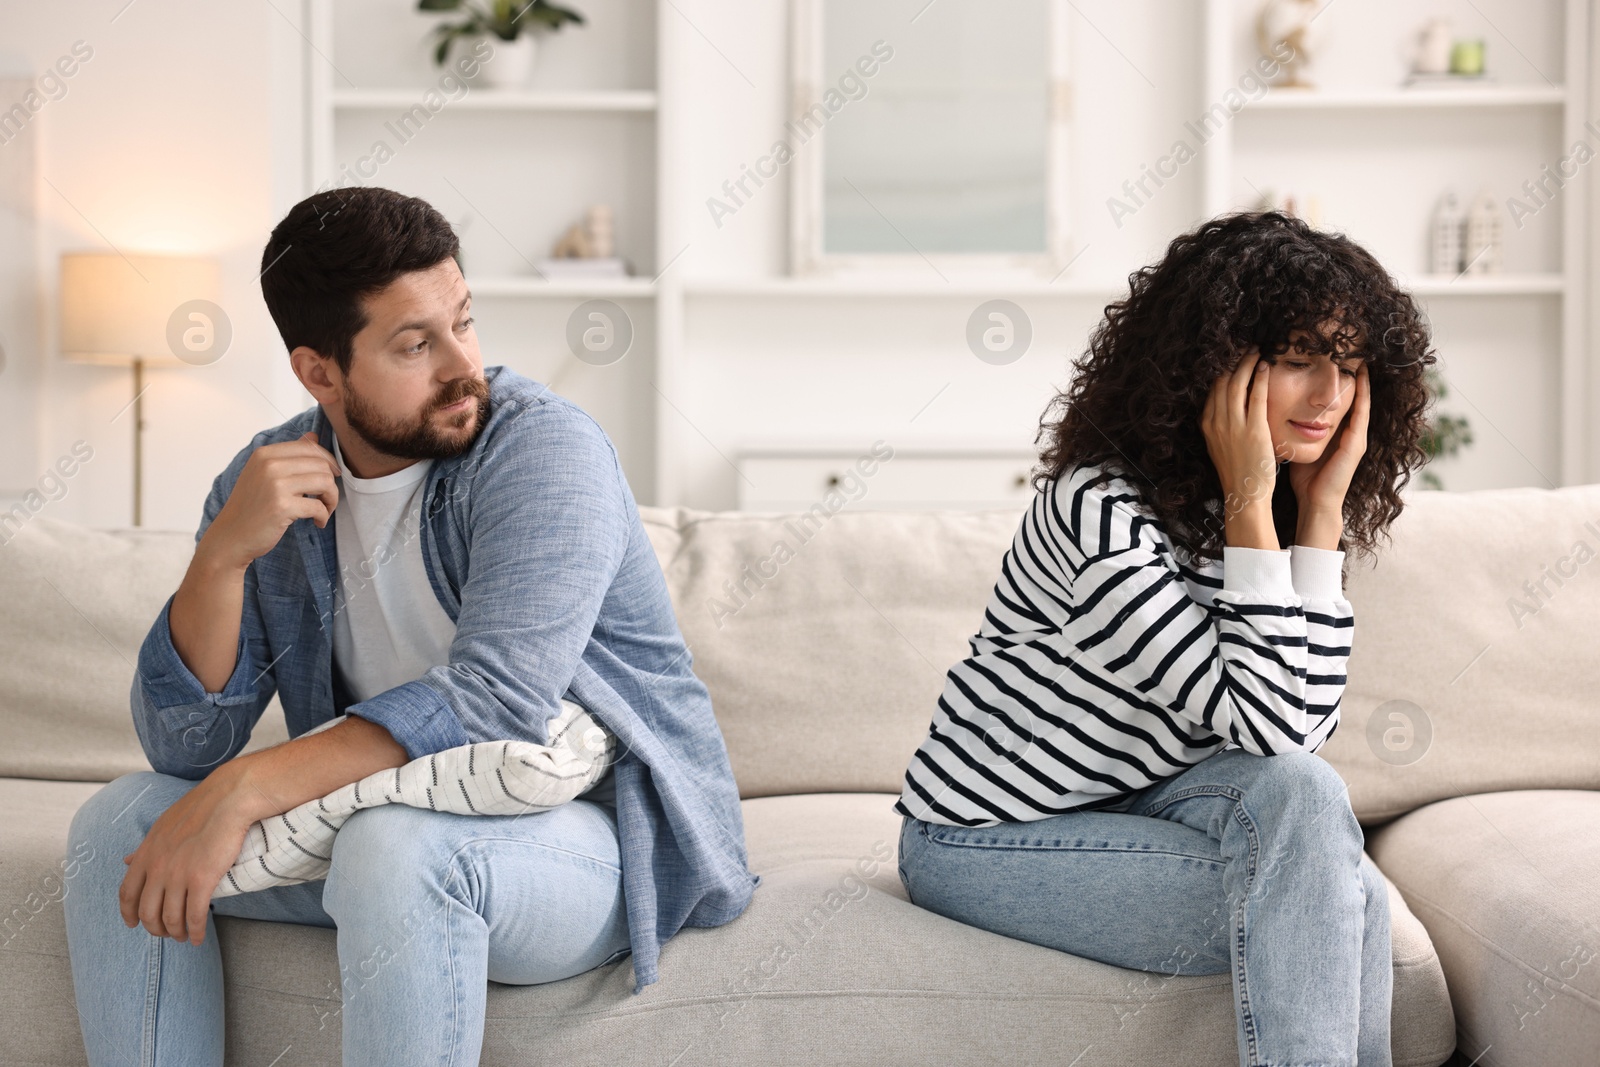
[826, 474, 841, 489]
[1014, 473, 1028, 489]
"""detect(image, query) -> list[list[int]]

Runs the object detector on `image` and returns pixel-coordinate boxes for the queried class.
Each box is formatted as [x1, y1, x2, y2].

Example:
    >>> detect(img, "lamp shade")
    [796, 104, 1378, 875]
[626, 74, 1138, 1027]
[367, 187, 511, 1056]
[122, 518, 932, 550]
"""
[59, 252, 220, 365]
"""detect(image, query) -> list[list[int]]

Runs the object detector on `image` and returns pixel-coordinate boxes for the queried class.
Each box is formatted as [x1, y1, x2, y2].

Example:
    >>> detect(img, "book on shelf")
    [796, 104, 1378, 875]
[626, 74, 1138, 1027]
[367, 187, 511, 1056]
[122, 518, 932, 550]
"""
[531, 257, 631, 279]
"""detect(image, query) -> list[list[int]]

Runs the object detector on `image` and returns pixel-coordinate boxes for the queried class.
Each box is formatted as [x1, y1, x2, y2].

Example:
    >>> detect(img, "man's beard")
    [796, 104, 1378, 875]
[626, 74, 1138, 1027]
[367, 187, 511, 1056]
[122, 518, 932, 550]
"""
[343, 374, 490, 461]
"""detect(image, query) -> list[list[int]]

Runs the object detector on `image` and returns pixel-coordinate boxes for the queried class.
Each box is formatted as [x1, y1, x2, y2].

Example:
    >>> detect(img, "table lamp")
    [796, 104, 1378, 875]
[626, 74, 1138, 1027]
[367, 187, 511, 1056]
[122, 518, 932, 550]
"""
[58, 252, 220, 526]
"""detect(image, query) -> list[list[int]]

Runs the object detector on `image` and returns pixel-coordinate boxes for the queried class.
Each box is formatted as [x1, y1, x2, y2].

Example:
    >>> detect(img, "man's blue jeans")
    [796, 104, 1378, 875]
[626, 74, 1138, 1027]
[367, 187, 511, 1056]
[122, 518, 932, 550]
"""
[62, 770, 632, 1067]
[897, 748, 1392, 1067]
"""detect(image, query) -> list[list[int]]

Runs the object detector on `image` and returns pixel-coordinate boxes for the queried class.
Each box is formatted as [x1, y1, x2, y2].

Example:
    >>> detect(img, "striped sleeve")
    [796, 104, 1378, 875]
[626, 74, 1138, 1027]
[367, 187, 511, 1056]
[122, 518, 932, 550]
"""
[1288, 544, 1352, 752]
[1044, 474, 1352, 757]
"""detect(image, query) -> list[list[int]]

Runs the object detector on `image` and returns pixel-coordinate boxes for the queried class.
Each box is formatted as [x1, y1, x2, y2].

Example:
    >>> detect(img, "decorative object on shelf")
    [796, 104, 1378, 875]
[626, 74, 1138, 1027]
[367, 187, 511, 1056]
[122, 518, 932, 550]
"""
[1425, 189, 1501, 276]
[1410, 17, 1453, 75]
[1418, 367, 1472, 490]
[419, 0, 585, 89]
[535, 205, 630, 278]
[1429, 191, 1465, 275]
[587, 203, 615, 258]
[1255, 0, 1328, 89]
[534, 257, 629, 279]
[1463, 191, 1502, 274]
[1404, 18, 1492, 87]
[1450, 38, 1486, 76]
[549, 205, 615, 258]
[1251, 187, 1323, 230]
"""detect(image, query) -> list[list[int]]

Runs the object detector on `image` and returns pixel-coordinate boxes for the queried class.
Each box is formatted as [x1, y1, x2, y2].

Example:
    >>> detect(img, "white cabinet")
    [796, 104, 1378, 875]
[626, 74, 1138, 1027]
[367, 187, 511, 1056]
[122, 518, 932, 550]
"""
[738, 450, 1037, 512]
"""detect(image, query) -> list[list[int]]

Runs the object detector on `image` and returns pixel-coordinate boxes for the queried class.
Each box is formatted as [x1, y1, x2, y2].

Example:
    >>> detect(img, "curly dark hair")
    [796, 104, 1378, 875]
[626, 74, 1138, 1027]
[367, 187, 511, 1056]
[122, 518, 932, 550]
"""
[1035, 209, 1436, 574]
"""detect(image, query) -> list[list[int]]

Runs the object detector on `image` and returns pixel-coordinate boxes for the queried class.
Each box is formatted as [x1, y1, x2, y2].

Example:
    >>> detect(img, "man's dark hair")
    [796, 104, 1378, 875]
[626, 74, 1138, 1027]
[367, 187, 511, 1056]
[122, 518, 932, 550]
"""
[260, 187, 460, 375]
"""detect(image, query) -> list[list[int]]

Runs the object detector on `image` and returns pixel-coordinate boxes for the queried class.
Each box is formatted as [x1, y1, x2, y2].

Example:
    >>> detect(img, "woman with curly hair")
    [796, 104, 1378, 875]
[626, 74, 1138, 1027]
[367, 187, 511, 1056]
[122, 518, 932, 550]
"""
[893, 210, 1437, 1066]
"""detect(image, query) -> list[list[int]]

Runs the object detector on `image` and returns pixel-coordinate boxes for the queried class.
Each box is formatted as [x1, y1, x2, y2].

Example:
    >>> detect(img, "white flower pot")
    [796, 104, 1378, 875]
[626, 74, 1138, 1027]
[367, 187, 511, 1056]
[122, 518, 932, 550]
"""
[478, 34, 536, 89]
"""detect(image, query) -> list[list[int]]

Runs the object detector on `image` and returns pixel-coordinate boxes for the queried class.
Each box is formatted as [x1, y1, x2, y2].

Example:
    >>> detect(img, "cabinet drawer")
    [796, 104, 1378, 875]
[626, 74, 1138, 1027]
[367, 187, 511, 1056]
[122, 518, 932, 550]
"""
[737, 451, 1037, 511]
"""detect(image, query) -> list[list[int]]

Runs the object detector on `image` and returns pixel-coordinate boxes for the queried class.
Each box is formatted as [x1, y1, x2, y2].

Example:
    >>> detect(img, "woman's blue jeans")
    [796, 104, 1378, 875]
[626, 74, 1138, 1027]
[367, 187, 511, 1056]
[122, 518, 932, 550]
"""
[898, 748, 1392, 1067]
[62, 770, 632, 1067]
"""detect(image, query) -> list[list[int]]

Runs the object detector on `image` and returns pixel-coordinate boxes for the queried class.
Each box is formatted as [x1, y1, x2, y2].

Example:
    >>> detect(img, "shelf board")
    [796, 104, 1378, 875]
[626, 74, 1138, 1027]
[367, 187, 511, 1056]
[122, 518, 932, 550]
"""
[332, 89, 657, 112]
[468, 276, 655, 298]
[1402, 273, 1565, 296]
[1247, 86, 1565, 111]
[680, 276, 1560, 300]
[684, 278, 1128, 299]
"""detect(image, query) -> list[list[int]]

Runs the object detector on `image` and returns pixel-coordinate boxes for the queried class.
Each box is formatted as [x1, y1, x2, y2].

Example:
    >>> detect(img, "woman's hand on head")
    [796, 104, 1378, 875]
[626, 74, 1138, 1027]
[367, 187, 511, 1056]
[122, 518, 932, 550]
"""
[1202, 352, 1286, 510]
[1288, 360, 1370, 518]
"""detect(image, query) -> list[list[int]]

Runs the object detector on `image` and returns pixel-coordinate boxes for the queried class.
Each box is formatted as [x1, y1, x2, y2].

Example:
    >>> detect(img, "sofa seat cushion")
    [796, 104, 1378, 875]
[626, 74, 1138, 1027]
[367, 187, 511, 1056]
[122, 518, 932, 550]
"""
[5, 780, 1455, 1067]
[1366, 789, 1600, 1067]
[0, 777, 104, 1067]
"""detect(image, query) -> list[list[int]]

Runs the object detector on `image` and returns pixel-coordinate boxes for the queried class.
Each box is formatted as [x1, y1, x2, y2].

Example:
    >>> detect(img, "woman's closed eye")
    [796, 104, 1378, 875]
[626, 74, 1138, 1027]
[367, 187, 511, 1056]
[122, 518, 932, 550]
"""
[1286, 359, 1359, 378]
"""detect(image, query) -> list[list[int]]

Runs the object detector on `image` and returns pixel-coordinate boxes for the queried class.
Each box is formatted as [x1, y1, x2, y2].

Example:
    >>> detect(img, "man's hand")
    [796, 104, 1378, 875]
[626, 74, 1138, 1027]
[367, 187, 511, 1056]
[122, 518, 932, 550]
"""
[118, 717, 410, 945]
[171, 431, 340, 694]
[201, 431, 340, 570]
[119, 764, 259, 946]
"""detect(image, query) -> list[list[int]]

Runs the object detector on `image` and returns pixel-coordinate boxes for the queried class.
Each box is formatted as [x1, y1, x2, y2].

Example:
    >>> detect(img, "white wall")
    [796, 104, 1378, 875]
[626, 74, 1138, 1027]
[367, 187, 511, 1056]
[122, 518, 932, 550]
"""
[662, 0, 1215, 508]
[0, 0, 306, 533]
[661, 0, 1579, 508]
[323, 0, 662, 504]
[1, 0, 1587, 529]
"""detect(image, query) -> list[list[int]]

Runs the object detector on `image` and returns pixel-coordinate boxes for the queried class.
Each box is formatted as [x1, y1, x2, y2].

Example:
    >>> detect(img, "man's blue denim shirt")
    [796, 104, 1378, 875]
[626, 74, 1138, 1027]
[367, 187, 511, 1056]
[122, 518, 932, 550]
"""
[131, 365, 759, 993]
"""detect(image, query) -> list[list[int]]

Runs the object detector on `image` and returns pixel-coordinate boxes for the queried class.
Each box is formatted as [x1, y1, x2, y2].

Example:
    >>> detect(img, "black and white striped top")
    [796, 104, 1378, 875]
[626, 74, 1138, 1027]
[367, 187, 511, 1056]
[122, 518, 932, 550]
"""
[894, 462, 1354, 828]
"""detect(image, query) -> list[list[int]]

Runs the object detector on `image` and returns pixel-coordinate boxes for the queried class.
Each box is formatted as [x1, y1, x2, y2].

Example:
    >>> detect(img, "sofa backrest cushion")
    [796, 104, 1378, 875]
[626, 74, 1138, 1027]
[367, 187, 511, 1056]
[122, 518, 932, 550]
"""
[10, 483, 1600, 820]
[639, 506, 1020, 800]
[1318, 482, 1600, 823]
[643, 483, 1600, 819]
[0, 517, 288, 782]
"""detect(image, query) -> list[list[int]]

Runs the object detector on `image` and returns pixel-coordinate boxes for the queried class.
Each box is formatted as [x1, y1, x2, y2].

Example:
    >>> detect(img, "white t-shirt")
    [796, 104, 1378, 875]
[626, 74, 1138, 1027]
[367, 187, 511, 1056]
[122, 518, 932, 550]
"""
[328, 431, 617, 809]
[330, 433, 456, 704]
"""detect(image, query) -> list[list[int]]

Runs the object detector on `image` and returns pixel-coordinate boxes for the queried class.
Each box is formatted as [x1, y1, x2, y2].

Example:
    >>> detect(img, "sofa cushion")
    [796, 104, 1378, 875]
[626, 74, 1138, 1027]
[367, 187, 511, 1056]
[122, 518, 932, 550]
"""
[0, 777, 102, 1066]
[14, 482, 1600, 817]
[4, 777, 1455, 1067]
[637, 506, 1021, 798]
[641, 484, 1600, 818]
[1366, 789, 1600, 1067]
[1316, 484, 1600, 823]
[0, 518, 287, 782]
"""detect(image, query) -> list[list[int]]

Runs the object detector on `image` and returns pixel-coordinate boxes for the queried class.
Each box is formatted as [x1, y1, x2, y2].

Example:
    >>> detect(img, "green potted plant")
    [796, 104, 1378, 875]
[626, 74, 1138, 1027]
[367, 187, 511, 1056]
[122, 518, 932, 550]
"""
[418, 0, 585, 89]
[1418, 366, 1472, 490]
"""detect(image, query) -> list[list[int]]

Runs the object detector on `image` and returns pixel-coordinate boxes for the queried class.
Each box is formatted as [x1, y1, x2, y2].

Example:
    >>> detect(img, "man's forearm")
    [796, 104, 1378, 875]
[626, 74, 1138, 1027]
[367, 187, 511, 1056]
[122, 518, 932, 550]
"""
[170, 537, 250, 694]
[216, 714, 409, 825]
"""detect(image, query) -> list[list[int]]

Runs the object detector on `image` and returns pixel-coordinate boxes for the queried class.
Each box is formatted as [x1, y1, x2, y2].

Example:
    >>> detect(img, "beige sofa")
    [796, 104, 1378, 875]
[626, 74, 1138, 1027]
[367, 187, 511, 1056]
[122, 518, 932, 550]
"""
[4, 484, 1598, 1066]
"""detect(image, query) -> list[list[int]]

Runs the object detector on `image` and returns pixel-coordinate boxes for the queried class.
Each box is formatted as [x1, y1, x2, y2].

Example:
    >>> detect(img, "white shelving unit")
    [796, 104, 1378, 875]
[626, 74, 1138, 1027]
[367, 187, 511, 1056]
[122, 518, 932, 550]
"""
[304, 0, 662, 500]
[331, 89, 657, 112]
[1399, 274, 1566, 297]
[683, 279, 1128, 300]
[1249, 86, 1566, 110]
[1203, 0, 1590, 485]
[470, 276, 657, 298]
[294, 1, 1593, 508]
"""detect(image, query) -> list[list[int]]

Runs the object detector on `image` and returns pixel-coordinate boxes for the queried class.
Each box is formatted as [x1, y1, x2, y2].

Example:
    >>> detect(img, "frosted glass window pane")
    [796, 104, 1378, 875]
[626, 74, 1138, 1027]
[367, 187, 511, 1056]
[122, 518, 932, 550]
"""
[821, 0, 1049, 255]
